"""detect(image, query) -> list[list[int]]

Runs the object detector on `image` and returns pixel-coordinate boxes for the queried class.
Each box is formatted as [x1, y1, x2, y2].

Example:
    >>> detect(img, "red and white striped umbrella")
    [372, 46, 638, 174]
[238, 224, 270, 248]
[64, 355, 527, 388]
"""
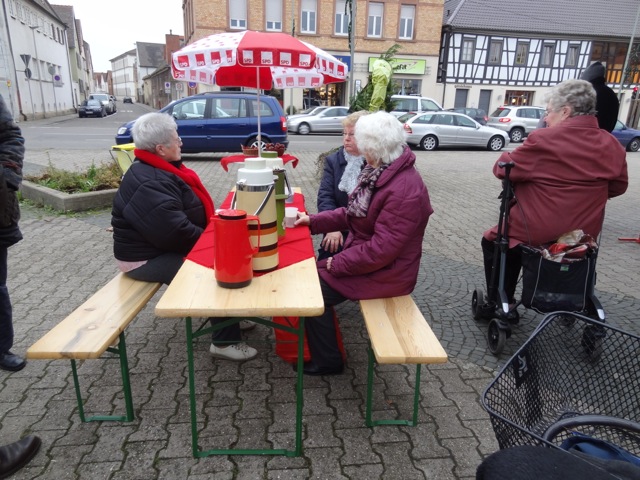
[171, 30, 348, 90]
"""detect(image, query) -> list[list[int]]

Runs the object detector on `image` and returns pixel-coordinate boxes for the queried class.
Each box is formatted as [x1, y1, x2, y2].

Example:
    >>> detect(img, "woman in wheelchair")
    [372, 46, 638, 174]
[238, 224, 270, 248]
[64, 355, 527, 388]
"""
[481, 79, 628, 320]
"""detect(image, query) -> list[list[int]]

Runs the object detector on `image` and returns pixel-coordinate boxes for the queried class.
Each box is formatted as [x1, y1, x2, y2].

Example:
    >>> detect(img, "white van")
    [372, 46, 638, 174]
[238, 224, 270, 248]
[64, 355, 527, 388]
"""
[390, 95, 443, 117]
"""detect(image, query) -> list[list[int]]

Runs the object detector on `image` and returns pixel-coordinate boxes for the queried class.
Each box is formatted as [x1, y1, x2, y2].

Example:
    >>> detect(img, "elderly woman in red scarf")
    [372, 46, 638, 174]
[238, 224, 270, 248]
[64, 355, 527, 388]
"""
[111, 112, 257, 362]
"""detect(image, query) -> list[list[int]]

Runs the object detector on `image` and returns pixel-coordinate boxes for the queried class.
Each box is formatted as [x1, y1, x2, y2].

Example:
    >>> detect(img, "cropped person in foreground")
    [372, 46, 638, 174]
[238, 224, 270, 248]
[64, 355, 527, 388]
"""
[316, 110, 368, 260]
[295, 111, 433, 375]
[482, 79, 628, 319]
[111, 112, 257, 361]
[0, 94, 27, 372]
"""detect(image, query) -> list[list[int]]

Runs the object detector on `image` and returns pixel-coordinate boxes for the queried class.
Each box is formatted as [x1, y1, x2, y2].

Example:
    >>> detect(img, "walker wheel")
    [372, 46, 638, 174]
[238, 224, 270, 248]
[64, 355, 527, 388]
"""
[472, 289, 484, 321]
[487, 319, 507, 355]
[582, 325, 604, 362]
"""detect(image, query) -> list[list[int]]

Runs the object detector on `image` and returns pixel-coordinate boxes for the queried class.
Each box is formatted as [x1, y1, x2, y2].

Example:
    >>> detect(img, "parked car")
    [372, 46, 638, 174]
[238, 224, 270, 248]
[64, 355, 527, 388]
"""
[286, 106, 349, 134]
[390, 95, 443, 117]
[78, 99, 106, 118]
[612, 119, 640, 152]
[123, 97, 133, 104]
[115, 92, 289, 153]
[446, 107, 488, 125]
[398, 111, 509, 151]
[286, 105, 328, 120]
[89, 93, 116, 115]
[486, 106, 545, 142]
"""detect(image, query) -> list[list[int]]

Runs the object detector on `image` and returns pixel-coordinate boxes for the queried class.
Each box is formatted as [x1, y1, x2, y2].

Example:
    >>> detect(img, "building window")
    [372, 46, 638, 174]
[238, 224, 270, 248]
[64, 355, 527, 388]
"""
[266, 0, 282, 31]
[7, 0, 15, 17]
[566, 45, 579, 67]
[301, 0, 317, 34]
[367, 2, 383, 38]
[461, 38, 475, 63]
[540, 44, 555, 67]
[515, 42, 529, 65]
[229, 1, 247, 29]
[335, 0, 349, 36]
[399, 5, 415, 40]
[488, 40, 502, 65]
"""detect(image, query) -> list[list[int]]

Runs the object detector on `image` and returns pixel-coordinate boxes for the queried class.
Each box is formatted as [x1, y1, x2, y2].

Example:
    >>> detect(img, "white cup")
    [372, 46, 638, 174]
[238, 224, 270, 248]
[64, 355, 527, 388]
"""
[284, 207, 298, 228]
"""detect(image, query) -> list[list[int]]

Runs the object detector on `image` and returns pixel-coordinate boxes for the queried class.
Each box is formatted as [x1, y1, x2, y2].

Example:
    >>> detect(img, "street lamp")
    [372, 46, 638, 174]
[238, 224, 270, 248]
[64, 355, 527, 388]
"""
[29, 25, 46, 119]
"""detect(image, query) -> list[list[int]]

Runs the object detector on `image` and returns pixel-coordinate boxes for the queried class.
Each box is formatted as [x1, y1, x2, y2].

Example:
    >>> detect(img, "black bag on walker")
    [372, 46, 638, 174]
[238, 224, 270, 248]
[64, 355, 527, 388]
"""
[520, 245, 597, 313]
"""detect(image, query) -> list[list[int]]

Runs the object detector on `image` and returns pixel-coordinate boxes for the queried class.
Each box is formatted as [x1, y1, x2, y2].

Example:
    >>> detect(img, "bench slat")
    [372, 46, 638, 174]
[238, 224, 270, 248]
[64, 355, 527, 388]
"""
[360, 296, 447, 364]
[27, 274, 161, 360]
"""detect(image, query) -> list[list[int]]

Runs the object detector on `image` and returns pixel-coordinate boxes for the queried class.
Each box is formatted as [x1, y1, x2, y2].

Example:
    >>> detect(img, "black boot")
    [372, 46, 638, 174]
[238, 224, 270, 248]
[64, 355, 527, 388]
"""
[0, 435, 41, 479]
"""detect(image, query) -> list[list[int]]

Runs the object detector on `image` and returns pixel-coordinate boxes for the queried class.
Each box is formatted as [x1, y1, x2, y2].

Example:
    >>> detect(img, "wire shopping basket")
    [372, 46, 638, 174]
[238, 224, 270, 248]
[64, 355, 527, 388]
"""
[482, 312, 640, 455]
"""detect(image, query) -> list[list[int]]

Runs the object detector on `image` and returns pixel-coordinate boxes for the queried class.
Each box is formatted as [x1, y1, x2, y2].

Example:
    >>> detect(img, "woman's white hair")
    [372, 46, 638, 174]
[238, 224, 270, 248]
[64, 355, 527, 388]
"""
[354, 111, 407, 165]
[132, 112, 178, 151]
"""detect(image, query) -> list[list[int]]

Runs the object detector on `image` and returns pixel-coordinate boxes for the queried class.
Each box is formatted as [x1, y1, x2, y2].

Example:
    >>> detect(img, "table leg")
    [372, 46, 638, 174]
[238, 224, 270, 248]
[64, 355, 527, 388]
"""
[185, 316, 201, 457]
[293, 316, 305, 457]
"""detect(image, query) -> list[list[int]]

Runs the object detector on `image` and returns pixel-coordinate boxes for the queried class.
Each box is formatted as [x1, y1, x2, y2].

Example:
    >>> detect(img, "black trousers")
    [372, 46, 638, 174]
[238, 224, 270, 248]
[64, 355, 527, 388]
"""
[303, 278, 346, 369]
[124, 252, 240, 345]
[481, 237, 522, 304]
[0, 247, 13, 354]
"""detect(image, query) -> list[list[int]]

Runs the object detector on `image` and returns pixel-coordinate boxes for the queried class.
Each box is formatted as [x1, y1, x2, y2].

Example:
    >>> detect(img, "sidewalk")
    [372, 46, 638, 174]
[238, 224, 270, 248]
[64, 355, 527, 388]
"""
[3, 147, 639, 479]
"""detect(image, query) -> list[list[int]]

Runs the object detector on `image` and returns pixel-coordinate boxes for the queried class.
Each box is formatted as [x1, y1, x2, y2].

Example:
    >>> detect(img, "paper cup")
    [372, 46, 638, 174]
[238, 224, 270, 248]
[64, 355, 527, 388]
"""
[284, 207, 298, 228]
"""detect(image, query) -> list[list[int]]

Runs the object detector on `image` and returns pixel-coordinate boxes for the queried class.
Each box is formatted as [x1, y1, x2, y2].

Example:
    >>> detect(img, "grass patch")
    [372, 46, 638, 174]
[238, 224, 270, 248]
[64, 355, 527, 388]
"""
[25, 162, 121, 194]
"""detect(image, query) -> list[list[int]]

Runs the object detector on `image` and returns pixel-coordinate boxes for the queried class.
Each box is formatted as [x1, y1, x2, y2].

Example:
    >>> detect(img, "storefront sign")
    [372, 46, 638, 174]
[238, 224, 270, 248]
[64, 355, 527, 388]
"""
[368, 57, 426, 75]
[334, 55, 351, 70]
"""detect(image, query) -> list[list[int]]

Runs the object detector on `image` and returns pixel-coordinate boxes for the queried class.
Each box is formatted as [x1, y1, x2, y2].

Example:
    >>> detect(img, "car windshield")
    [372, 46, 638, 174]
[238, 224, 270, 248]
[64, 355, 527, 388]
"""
[87, 100, 101, 106]
[397, 113, 417, 123]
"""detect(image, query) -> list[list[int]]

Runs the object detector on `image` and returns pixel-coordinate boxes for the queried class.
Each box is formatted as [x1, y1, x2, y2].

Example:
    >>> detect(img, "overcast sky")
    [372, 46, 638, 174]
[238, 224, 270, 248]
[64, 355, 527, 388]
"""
[57, 0, 184, 72]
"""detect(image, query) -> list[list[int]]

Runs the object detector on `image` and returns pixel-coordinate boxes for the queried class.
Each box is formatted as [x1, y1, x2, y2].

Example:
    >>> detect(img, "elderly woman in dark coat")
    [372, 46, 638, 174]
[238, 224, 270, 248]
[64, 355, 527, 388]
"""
[296, 111, 433, 375]
[111, 112, 257, 362]
[482, 79, 628, 320]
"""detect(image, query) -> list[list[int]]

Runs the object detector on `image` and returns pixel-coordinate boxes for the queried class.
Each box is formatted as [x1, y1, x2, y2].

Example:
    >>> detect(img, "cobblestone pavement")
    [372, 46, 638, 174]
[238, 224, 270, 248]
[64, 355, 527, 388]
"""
[2, 137, 638, 479]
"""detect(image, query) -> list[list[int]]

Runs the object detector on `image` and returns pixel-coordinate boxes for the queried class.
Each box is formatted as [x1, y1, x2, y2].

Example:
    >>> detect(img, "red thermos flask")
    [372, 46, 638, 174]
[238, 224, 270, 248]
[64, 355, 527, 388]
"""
[212, 209, 260, 288]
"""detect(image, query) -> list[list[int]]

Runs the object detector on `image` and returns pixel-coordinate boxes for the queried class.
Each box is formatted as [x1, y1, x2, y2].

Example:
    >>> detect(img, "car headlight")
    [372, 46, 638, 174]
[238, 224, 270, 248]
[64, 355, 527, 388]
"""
[117, 127, 129, 135]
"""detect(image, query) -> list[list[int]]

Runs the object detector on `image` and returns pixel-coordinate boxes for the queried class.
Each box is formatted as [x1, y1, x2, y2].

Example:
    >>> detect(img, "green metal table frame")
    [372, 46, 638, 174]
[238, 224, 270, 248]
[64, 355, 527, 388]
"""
[184, 315, 306, 457]
[71, 331, 135, 423]
[365, 344, 423, 427]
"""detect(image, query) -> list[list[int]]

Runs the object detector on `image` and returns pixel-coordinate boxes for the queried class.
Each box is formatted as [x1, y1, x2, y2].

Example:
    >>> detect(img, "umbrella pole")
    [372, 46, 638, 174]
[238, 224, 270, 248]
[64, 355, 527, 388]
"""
[257, 66, 262, 156]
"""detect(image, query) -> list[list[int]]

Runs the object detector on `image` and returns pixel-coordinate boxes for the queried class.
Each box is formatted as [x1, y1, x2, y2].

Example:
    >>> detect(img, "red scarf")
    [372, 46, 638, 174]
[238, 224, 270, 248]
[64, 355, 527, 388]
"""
[134, 149, 215, 223]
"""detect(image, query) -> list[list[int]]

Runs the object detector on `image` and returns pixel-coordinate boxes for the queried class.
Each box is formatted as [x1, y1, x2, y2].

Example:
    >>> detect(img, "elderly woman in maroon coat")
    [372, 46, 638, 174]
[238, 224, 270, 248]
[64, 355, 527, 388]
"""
[482, 79, 628, 320]
[295, 111, 433, 375]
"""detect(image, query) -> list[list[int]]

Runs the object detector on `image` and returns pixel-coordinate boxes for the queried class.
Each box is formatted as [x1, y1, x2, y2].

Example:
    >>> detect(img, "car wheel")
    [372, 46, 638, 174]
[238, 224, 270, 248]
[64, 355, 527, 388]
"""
[247, 136, 267, 150]
[420, 135, 438, 151]
[487, 135, 505, 151]
[102, 110, 106, 117]
[78, 113, 84, 118]
[627, 137, 640, 152]
[509, 128, 524, 143]
[297, 123, 311, 135]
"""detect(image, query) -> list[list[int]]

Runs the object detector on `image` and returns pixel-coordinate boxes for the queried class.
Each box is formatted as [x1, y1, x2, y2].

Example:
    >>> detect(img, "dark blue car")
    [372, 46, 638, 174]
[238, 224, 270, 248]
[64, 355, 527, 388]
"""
[115, 92, 288, 153]
[612, 120, 640, 152]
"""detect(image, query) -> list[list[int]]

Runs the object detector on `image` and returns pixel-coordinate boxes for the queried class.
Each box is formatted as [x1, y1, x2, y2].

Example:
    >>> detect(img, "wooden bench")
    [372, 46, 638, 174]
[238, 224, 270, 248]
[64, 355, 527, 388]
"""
[27, 273, 161, 422]
[359, 295, 448, 427]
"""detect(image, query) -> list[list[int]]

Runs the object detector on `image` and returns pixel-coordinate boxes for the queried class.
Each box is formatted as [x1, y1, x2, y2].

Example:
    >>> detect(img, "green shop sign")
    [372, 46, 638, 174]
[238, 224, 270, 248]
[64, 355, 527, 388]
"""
[368, 58, 426, 75]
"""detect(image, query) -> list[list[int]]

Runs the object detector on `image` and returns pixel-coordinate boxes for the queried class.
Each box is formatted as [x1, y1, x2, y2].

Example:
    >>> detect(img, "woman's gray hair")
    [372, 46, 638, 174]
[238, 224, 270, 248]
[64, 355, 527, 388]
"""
[354, 111, 406, 165]
[545, 79, 597, 116]
[132, 112, 178, 151]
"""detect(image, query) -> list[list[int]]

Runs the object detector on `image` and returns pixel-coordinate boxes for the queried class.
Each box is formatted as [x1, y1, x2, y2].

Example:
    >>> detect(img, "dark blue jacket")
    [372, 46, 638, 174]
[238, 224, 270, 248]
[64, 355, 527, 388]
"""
[317, 147, 350, 212]
[0, 95, 24, 248]
[111, 159, 207, 261]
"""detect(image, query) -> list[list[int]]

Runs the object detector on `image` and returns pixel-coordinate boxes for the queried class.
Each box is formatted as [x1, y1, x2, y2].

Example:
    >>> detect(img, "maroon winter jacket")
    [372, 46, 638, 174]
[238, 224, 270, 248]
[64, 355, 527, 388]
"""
[484, 115, 628, 248]
[310, 146, 433, 300]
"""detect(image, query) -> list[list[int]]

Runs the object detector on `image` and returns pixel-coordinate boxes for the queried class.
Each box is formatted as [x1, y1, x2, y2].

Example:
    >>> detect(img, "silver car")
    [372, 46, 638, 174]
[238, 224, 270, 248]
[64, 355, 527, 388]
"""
[287, 106, 349, 134]
[399, 111, 510, 151]
[486, 106, 545, 143]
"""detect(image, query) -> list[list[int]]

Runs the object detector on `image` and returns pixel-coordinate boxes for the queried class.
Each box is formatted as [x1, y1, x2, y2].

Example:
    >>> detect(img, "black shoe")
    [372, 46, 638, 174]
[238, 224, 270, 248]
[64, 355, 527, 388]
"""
[292, 361, 344, 376]
[0, 435, 41, 479]
[0, 352, 26, 372]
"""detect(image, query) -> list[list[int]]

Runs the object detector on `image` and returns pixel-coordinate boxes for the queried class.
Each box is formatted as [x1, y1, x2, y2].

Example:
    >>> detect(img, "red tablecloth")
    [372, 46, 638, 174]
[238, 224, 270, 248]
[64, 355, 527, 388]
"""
[220, 153, 299, 172]
[186, 192, 313, 271]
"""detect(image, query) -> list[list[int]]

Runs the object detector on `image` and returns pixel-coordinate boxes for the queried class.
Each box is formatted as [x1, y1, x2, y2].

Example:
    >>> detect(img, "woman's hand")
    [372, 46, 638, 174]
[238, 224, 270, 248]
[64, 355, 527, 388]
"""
[294, 212, 310, 226]
[321, 231, 343, 253]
